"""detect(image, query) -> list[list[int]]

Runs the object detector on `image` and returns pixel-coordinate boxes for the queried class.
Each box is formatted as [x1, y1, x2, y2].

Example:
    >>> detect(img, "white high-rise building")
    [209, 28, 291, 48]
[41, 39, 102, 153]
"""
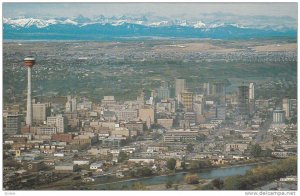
[273, 109, 285, 124]
[71, 98, 77, 112]
[65, 101, 72, 112]
[249, 82, 255, 100]
[282, 98, 290, 118]
[47, 115, 66, 133]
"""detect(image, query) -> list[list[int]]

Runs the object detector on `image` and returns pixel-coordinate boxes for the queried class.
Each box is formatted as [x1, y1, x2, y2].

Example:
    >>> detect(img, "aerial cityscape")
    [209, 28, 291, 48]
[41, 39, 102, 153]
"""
[2, 3, 297, 192]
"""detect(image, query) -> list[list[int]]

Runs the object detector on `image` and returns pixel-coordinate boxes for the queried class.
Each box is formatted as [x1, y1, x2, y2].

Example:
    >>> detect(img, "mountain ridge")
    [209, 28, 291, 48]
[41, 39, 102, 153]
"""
[3, 16, 297, 40]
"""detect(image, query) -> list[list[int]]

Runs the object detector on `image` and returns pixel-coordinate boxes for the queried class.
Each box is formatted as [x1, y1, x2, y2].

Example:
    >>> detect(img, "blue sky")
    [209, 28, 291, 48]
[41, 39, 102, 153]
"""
[3, 3, 297, 19]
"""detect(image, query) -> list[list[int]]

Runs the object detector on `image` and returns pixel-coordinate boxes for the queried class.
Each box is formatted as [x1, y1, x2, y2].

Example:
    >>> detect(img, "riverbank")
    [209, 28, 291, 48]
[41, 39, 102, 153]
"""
[37, 158, 278, 190]
[86, 159, 277, 190]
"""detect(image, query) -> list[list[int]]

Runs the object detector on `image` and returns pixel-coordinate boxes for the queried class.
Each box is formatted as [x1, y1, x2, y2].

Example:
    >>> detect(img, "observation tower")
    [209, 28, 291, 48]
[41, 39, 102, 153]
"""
[24, 56, 35, 126]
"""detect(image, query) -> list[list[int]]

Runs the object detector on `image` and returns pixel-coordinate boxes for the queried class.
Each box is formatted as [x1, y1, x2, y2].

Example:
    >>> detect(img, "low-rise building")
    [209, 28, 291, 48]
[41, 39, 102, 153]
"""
[225, 143, 248, 152]
[157, 119, 173, 129]
[73, 160, 90, 165]
[90, 162, 103, 170]
[55, 164, 74, 173]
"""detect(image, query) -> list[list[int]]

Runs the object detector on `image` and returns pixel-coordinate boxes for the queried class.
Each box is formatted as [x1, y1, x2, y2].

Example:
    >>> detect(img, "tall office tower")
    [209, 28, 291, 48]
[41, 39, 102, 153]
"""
[33, 103, 50, 125]
[47, 115, 66, 133]
[138, 106, 155, 129]
[181, 91, 193, 111]
[65, 101, 72, 112]
[6, 114, 21, 134]
[282, 98, 290, 118]
[273, 108, 285, 124]
[71, 97, 77, 112]
[204, 82, 211, 96]
[216, 105, 226, 120]
[238, 85, 250, 115]
[137, 91, 145, 106]
[175, 79, 186, 102]
[212, 81, 226, 104]
[157, 81, 170, 100]
[249, 82, 255, 100]
[212, 82, 225, 96]
[24, 56, 35, 126]
[194, 94, 204, 115]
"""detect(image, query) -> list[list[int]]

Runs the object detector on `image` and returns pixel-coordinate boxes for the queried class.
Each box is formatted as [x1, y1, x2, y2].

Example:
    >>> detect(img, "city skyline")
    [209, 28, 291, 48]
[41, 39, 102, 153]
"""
[2, 2, 298, 193]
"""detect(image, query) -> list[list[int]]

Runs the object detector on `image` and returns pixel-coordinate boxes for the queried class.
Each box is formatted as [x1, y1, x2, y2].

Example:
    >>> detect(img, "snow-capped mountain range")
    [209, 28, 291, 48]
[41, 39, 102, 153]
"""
[3, 15, 297, 40]
[3, 16, 235, 29]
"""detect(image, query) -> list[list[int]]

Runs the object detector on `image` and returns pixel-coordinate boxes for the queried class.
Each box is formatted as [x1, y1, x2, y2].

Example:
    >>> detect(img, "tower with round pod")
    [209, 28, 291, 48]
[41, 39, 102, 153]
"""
[24, 56, 35, 126]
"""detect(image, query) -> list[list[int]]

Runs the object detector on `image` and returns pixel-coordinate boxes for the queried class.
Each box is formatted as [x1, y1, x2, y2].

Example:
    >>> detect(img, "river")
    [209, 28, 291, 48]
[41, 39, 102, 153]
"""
[90, 162, 274, 190]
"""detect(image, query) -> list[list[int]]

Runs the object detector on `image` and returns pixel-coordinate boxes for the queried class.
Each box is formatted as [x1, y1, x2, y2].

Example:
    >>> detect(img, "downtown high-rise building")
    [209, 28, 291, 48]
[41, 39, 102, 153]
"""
[5, 114, 21, 134]
[282, 98, 290, 118]
[273, 108, 285, 124]
[238, 85, 250, 116]
[157, 81, 170, 100]
[249, 82, 255, 100]
[181, 91, 193, 111]
[175, 79, 185, 102]
[33, 103, 50, 125]
[47, 115, 66, 133]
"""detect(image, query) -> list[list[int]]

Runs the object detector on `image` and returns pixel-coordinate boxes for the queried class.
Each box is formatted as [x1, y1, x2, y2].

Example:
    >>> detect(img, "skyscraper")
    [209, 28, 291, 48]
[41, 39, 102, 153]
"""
[282, 98, 290, 118]
[238, 85, 250, 115]
[6, 114, 21, 134]
[47, 115, 66, 133]
[33, 103, 50, 125]
[24, 56, 35, 126]
[273, 108, 285, 124]
[71, 97, 77, 112]
[181, 91, 193, 111]
[249, 82, 255, 100]
[175, 79, 185, 102]
[157, 81, 170, 100]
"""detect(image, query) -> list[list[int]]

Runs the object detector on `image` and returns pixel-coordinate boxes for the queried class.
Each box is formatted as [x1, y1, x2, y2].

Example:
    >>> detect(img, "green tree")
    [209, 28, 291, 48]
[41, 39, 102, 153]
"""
[118, 151, 128, 163]
[138, 167, 153, 177]
[184, 174, 200, 184]
[186, 143, 194, 152]
[261, 148, 273, 157]
[131, 182, 147, 190]
[250, 144, 262, 157]
[211, 178, 224, 190]
[165, 181, 173, 189]
[166, 158, 176, 171]
[223, 175, 244, 190]
[190, 160, 212, 169]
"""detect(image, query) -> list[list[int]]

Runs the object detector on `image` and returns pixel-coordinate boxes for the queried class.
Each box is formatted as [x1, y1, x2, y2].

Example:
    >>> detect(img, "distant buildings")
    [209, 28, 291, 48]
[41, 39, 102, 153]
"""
[181, 91, 193, 111]
[163, 129, 198, 143]
[175, 79, 185, 103]
[273, 108, 285, 124]
[139, 106, 155, 129]
[102, 96, 116, 106]
[238, 85, 250, 116]
[212, 82, 225, 97]
[249, 82, 255, 100]
[6, 114, 21, 134]
[47, 115, 66, 133]
[33, 103, 50, 125]
[116, 109, 138, 121]
[157, 118, 173, 129]
[282, 98, 297, 118]
[157, 82, 171, 100]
